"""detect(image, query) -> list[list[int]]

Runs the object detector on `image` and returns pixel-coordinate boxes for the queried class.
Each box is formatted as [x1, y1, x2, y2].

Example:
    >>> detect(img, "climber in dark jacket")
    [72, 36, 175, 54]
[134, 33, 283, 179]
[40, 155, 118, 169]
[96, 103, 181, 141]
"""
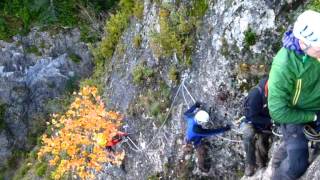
[242, 76, 272, 176]
[183, 101, 230, 172]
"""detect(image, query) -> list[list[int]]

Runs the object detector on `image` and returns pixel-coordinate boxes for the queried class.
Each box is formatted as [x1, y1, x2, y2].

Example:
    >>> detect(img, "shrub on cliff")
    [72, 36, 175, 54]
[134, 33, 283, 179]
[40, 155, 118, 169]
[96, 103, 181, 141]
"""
[37, 86, 125, 179]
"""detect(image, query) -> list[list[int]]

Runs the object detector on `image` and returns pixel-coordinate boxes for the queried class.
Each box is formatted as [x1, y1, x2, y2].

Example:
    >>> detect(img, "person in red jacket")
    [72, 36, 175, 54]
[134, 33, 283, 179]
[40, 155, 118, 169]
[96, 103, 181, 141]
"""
[106, 131, 128, 151]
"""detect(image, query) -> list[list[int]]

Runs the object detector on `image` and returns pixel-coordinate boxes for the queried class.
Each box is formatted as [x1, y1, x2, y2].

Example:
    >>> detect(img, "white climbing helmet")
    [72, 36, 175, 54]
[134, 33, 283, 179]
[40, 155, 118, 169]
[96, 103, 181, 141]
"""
[195, 110, 210, 127]
[293, 10, 320, 47]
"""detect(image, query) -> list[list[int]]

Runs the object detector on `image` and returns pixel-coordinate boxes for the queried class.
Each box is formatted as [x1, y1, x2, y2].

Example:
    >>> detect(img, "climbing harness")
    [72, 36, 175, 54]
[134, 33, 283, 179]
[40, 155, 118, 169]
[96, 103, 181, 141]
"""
[271, 125, 283, 137]
[234, 116, 282, 138]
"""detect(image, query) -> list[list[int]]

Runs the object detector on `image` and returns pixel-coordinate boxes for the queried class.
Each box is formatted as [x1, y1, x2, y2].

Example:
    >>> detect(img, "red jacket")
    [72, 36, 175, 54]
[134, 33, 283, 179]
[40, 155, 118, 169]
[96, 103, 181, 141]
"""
[105, 132, 128, 147]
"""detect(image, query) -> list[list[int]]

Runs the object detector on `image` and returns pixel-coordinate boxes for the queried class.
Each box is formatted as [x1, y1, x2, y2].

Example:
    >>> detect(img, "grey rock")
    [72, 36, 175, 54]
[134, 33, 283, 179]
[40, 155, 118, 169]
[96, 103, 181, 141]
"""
[0, 27, 93, 168]
[101, 0, 307, 179]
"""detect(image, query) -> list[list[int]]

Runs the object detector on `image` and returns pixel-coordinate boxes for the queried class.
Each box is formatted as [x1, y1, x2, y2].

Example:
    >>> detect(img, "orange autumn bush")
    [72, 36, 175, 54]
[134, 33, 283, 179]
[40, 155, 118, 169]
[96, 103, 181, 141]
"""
[37, 86, 125, 179]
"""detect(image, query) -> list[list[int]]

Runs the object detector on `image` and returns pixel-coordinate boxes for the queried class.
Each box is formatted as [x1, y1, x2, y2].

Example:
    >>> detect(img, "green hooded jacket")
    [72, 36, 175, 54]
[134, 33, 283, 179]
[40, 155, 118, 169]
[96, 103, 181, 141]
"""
[268, 47, 320, 124]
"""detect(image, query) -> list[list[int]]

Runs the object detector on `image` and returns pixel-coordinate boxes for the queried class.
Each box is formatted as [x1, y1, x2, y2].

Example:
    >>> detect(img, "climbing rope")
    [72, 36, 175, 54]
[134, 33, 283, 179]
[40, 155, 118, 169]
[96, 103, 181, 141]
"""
[215, 134, 242, 143]
[182, 82, 190, 108]
[271, 125, 283, 137]
[182, 83, 196, 103]
[303, 125, 320, 142]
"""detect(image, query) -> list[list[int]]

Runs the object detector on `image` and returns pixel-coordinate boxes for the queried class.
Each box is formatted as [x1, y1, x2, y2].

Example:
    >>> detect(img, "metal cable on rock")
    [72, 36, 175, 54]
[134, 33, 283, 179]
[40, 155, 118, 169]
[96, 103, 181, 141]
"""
[215, 135, 242, 143]
[122, 80, 185, 152]
[141, 80, 185, 150]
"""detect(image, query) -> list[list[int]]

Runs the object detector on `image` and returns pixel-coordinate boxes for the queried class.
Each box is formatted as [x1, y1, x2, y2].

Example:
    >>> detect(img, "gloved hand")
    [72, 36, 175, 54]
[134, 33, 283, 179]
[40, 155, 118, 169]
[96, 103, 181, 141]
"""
[312, 112, 320, 132]
[195, 101, 202, 108]
[234, 116, 246, 127]
[225, 124, 231, 131]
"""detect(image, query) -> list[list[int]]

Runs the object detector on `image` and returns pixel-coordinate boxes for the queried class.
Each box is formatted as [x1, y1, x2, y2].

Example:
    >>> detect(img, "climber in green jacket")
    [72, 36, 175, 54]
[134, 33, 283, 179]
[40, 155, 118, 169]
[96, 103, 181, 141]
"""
[268, 10, 320, 180]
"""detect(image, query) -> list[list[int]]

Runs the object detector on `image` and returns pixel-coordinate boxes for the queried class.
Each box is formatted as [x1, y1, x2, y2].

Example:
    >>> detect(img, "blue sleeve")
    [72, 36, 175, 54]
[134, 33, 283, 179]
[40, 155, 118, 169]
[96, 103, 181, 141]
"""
[192, 125, 230, 137]
[183, 104, 198, 119]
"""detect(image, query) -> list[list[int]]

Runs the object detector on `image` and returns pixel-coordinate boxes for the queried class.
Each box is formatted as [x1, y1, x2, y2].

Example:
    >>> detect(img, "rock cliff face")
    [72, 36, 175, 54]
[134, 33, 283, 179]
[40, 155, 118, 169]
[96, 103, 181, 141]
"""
[0, 28, 93, 167]
[99, 0, 311, 179]
[3, 0, 320, 179]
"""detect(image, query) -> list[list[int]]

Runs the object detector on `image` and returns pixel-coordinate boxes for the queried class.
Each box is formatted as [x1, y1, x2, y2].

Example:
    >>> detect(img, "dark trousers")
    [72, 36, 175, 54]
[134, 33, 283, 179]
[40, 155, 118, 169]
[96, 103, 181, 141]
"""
[195, 140, 211, 172]
[243, 123, 270, 167]
[271, 124, 309, 180]
[183, 139, 211, 172]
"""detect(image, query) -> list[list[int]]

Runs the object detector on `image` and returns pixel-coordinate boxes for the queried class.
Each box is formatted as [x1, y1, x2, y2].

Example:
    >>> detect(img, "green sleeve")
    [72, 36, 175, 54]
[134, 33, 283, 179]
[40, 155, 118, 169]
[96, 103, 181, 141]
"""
[268, 48, 315, 124]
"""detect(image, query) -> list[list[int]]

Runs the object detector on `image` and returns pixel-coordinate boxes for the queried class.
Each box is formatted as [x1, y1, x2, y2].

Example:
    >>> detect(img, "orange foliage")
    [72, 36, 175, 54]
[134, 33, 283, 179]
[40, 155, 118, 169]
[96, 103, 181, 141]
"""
[37, 86, 124, 179]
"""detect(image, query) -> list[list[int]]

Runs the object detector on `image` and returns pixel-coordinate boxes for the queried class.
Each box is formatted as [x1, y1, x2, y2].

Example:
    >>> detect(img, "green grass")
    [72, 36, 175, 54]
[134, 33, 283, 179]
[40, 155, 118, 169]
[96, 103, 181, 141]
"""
[132, 63, 154, 85]
[0, 16, 22, 41]
[0, 168, 5, 180]
[128, 77, 171, 124]
[80, 0, 141, 93]
[25, 45, 42, 56]
[0, 104, 6, 130]
[0, 0, 119, 41]
[79, 24, 100, 43]
[148, 174, 160, 180]
[244, 27, 256, 47]
[308, 0, 320, 12]
[29, 150, 38, 160]
[144, 82, 170, 123]
[99, 11, 130, 60]
[68, 53, 82, 64]
[6, 150, 28, 169]
[35, 162, 47, 177]
[39, 40, 46, 49]
[190, 0, 209, 18]
[133, 34, 142, 48]
[133, 0, 144, 20]
[13, 162, 31, 180]
[96, 0, 135, 61]
[65, 76, 80, 94]
[150, 0, 208, 66]
[220, 36, 229, 57]
[168, 65, 180, 84]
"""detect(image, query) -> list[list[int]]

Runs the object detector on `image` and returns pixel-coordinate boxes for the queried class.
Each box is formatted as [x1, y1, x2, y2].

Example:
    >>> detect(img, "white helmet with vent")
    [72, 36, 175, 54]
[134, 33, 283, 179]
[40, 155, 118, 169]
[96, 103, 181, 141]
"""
[293, 10, 320, 47]
[195, 110, 210, 127]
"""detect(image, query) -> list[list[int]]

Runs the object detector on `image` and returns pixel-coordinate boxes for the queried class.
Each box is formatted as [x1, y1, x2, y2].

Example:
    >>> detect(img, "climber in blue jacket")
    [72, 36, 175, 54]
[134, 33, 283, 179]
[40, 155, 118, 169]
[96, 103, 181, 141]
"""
[183, 101, 230, 172]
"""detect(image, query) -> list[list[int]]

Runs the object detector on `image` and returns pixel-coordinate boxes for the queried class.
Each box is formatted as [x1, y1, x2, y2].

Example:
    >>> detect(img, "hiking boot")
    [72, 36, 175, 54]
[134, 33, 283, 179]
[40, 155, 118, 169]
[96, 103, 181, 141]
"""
[245, 164, 255, 176]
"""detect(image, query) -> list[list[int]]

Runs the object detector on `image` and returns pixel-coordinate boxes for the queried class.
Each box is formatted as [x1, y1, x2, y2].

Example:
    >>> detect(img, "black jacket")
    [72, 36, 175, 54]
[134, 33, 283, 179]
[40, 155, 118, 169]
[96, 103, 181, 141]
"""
[244, 77, 272, 129]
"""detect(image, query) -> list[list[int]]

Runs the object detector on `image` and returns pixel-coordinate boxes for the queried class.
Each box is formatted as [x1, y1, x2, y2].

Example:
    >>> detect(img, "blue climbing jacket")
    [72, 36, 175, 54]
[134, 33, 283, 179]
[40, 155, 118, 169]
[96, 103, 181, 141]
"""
[183, 104, 231, 146]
